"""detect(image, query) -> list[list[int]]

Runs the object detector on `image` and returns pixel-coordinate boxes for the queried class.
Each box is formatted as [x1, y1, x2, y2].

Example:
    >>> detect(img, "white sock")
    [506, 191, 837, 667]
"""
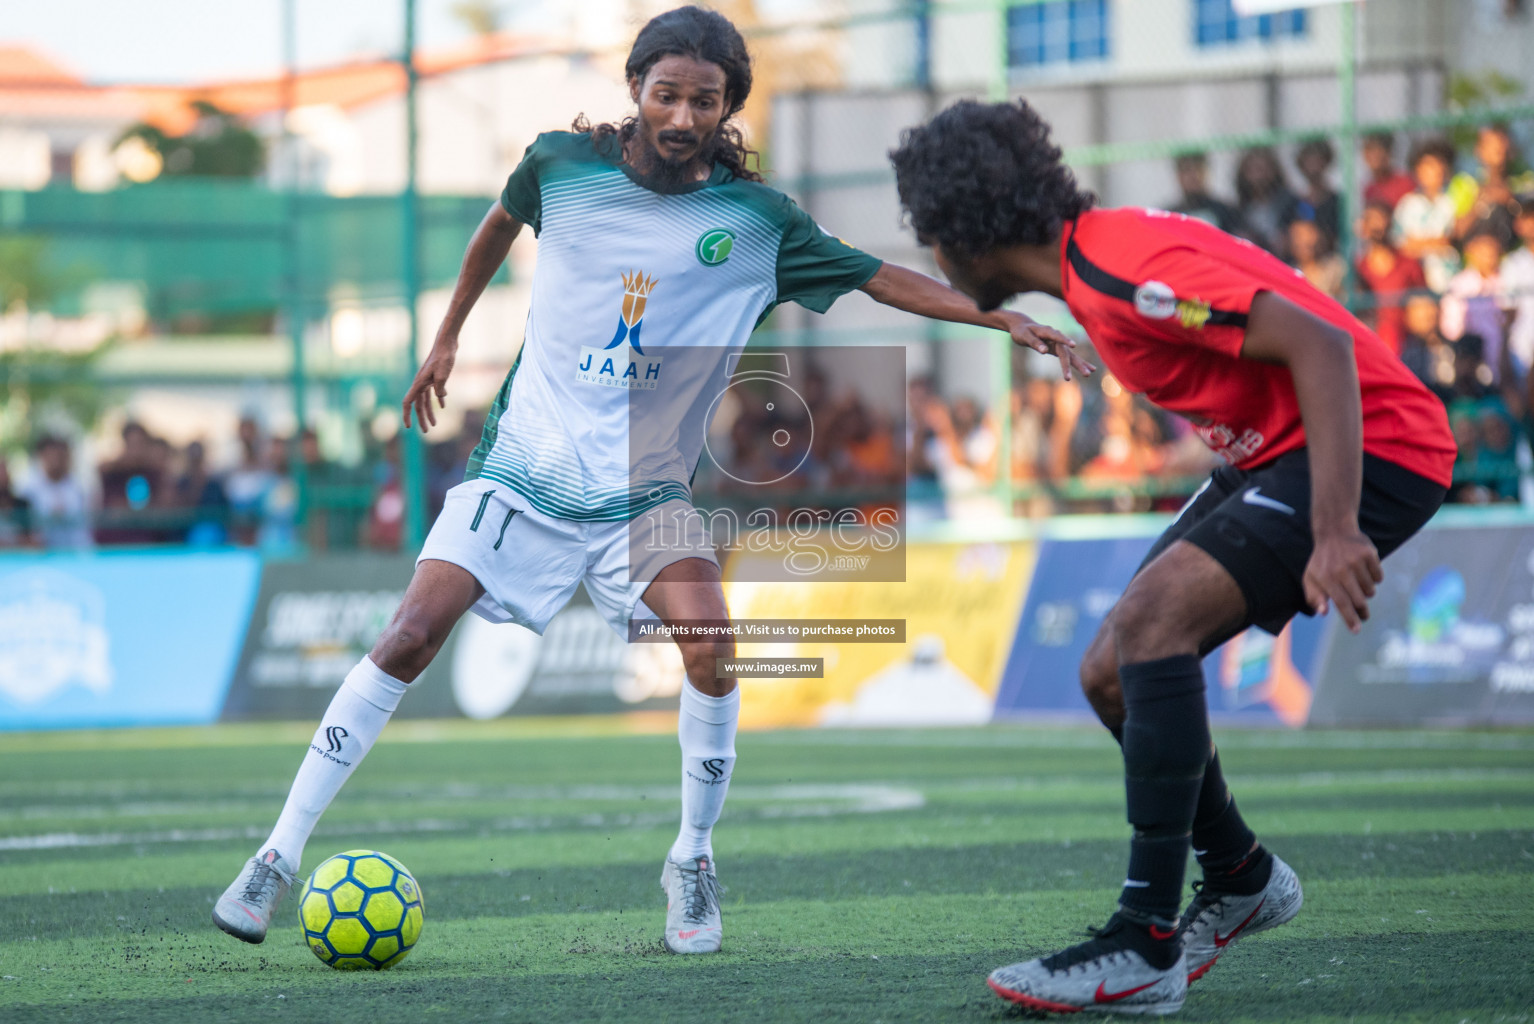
[259, 657, 408, 870]
[668, 681, 739, 863]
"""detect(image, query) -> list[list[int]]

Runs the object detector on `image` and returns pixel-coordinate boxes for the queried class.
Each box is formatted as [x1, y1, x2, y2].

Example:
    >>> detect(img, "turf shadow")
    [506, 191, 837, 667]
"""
[3, 829, 1529, 944]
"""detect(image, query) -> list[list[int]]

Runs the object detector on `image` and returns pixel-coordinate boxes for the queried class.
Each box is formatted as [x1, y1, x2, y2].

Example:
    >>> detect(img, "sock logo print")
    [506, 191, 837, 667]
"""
[311, 726, 353, 767]
[324, 726, 349, 753]
[686, 758, 731, 785]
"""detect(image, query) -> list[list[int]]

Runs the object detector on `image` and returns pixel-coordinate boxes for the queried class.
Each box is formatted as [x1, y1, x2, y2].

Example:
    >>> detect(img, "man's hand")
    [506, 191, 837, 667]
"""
[857, 263, 1097, 380]
[1303, 527, 1383, 633]
[1243, 292, 1373, 632]
[996, 310, 1095, 381]
[402, 339, 457, 433]
[402, 202, 521, 433]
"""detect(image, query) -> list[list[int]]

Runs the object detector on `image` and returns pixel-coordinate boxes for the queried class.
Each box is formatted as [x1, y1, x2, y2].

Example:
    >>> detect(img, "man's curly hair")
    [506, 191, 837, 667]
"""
[890, 100, 1094, 259]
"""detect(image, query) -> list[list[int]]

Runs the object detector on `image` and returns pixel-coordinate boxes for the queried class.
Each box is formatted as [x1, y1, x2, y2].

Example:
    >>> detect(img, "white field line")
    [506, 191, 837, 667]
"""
[4, 767, 1529, 828]
[761, 730, 1534, 752]
[0, 783, 926, 821]
[1242, 766, 1534, 788]
[0, 784, 926, 852]
[944, 766, 1534, 794]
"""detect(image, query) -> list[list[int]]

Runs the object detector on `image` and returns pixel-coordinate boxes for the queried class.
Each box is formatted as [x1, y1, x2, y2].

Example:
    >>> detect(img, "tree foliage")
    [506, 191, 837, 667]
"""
[0, 236, 54, 312]
[1446, 71, 1525, 153]
[118, 100, 266, 178]
[450, 0, 503, 37]
[0, 236, 111, 454]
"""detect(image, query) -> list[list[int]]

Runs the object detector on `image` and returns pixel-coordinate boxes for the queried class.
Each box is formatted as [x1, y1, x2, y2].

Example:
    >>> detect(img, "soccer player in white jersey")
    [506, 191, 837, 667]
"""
[212, 4, 1088, 955]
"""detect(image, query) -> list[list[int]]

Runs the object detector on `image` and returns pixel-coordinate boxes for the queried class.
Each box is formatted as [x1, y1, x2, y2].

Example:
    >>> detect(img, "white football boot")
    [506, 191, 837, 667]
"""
[212, 848, 297, 944]
[1180, 853, 1303, 982]
[988, 913, 1187, 1016]
[661, 854, 723, 954]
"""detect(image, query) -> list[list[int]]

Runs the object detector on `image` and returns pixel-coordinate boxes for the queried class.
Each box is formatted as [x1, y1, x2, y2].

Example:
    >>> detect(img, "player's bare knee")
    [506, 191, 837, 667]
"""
[679, 640, 734, 696]
[1080, 621, 1115, 691]
[1079, 634, 1124, 727]
[371, 614, 441, 680]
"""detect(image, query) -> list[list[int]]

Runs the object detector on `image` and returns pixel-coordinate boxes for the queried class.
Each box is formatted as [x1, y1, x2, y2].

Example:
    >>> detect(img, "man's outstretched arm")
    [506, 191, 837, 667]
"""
[859, 262, 1094, 380]
[403, 202, 524, 432]
[1241, 290, 1379, 632]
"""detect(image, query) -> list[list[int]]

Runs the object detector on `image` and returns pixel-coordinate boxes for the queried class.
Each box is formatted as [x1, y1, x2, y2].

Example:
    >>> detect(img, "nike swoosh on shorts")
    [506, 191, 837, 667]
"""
[1242, 487, 1296, 515]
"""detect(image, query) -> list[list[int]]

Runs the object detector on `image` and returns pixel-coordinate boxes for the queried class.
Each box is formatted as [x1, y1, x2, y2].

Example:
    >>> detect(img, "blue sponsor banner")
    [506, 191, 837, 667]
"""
[1309, 517, 1534, 726]
[994, 534, 1329, 727]
[0, 550, 261, 730]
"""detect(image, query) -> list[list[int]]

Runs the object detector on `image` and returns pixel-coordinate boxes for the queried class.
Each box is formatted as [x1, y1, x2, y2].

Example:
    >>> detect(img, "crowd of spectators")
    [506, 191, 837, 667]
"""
[1167, 123, 1534, 505]
[892, 121, 1534, 518]
[697, 367, 906, 516]
[7, 122, 1534, 543]
[0, 415, 463, 552]
[907, 369, 1221, 520]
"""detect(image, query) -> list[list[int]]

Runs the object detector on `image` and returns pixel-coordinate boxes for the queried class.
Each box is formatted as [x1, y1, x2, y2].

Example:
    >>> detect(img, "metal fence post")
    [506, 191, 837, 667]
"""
[283, 0, 308, 545]
[992, 0, 1011, 102]
[1339, 0, 1359, 307]
[401, 0, 427, 549]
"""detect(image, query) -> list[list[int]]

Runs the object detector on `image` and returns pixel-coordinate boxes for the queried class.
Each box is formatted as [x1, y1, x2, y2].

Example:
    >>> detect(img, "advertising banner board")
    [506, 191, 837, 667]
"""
[993, 535, 1328, 726]
[223, 556, 684, 721]
[723, 541, 1037, 729]
[446, 585, 684, 719]
[0, 550, 260, 730]
[221, 555, 460, 720]
[13, 515, 1524, 732]
[1309, 522, 1534, 726]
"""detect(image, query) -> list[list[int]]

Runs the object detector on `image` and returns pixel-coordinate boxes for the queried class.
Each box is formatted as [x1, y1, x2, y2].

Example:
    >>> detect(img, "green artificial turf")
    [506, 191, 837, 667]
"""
[1, 723, 1530, 1023]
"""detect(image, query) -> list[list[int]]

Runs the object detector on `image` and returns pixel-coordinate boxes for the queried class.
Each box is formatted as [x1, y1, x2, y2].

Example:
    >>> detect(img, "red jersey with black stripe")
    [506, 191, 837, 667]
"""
[1059, 207, 1455, 487]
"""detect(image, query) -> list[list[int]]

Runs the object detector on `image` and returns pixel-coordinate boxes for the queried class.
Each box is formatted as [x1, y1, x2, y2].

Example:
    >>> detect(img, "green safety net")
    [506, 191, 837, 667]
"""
[1, 182, 502, 319]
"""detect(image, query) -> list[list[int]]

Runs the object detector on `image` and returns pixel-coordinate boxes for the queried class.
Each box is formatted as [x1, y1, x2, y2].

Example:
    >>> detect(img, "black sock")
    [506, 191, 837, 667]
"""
[1191, 750, 1267, 891]
[1121, 834, 1190, 928]
[1110, 911, 1183, 971]
[1107, 723, 1125, 746]
[1117, 655, 1210, 926]
[1207, 841, 1272, 895]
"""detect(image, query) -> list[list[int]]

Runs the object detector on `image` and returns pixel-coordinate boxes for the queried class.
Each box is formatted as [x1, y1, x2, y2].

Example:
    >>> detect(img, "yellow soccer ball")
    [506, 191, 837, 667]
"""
[298, 850, 424, 970]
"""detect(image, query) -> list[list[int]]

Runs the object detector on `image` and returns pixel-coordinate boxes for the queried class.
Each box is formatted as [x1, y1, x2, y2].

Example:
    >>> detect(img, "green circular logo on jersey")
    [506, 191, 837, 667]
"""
[696, 228, 735, 266]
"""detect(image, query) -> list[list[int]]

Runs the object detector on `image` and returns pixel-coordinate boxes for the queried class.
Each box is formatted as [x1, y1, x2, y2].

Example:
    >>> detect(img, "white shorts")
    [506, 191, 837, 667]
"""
[417, 480, 717, 636]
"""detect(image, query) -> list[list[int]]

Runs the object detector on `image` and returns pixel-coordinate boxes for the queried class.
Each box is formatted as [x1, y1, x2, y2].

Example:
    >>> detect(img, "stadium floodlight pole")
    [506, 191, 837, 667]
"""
[988, 0, 1015, 511]
[400, 0, 427, 549]
[1338, 0, 1359, 309]
[283, 0, 309, 545]
[962, 0, 1025, 512]
[990, 0, 1010, 102]
[990, 318, 1014, 512]
[914, 0, 933, 95]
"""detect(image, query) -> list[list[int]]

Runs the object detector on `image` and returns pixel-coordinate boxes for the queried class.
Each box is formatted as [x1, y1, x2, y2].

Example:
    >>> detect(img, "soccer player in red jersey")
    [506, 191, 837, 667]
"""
[892, 100, 1455, 1015]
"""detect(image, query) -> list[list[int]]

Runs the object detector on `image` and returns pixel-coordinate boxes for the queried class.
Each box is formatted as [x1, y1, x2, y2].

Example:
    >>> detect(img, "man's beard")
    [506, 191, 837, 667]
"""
[631, 125, 715, 190]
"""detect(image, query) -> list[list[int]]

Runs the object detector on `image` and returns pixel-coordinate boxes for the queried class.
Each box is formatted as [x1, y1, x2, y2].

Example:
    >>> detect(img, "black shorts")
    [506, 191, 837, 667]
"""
[1136, 449, 1447, 640]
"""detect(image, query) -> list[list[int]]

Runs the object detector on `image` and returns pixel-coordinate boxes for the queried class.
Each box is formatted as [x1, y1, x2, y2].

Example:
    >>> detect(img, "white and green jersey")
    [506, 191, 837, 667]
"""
[464, 131, 882, 521]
